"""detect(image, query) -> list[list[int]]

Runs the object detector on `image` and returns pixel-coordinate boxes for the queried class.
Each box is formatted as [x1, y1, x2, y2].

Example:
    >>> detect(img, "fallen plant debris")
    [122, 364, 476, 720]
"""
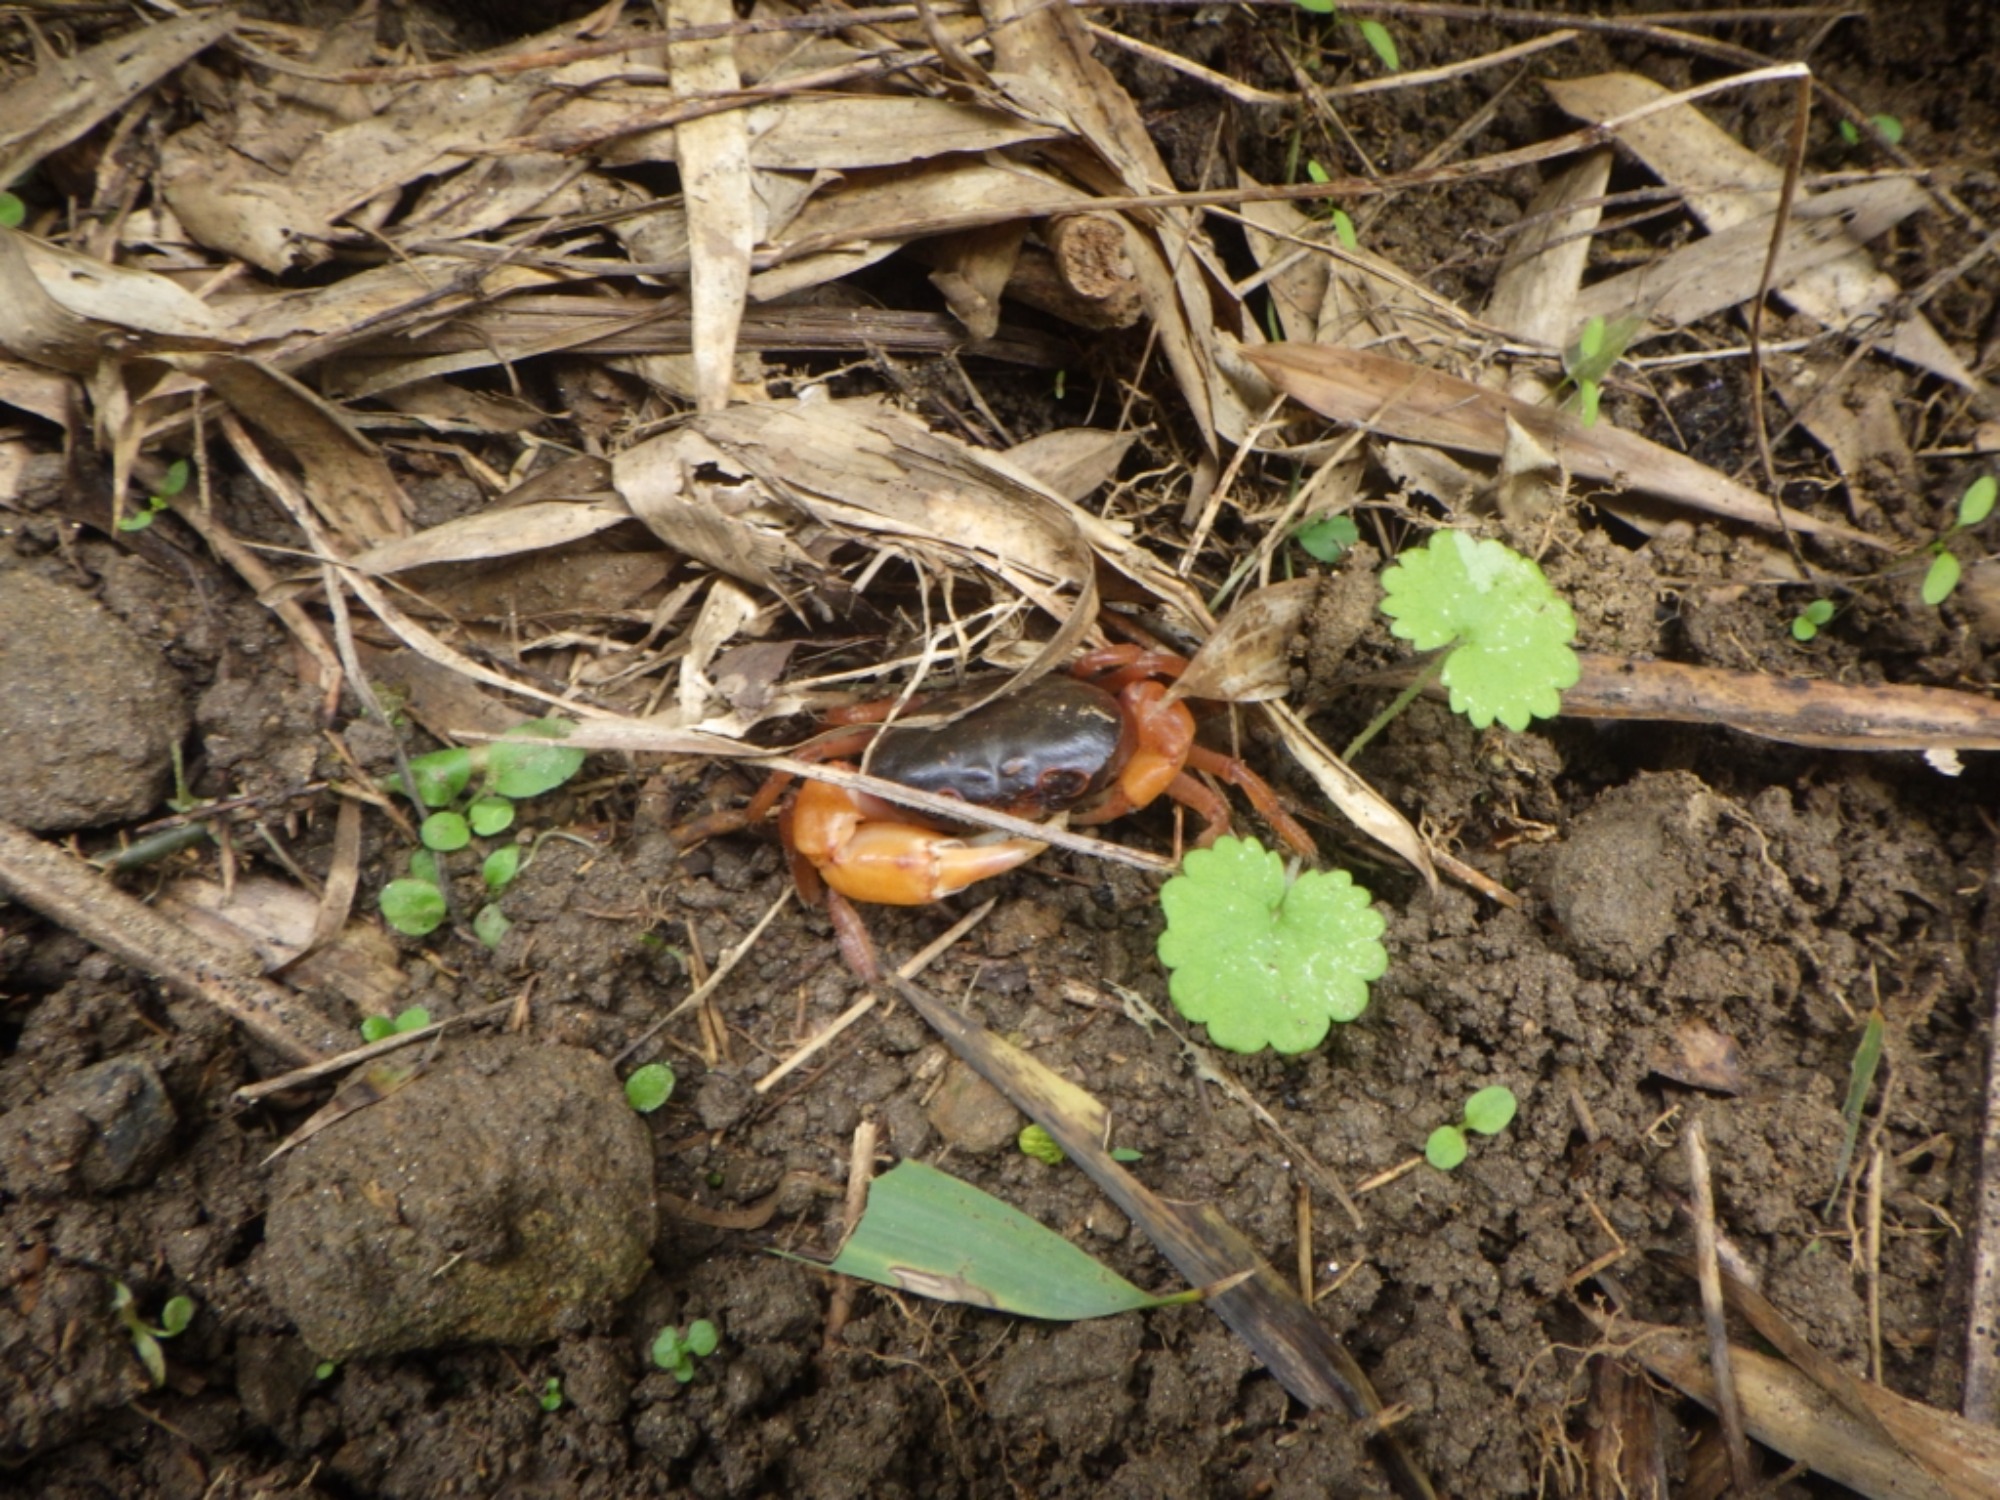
[2, 3, 2000, 1497]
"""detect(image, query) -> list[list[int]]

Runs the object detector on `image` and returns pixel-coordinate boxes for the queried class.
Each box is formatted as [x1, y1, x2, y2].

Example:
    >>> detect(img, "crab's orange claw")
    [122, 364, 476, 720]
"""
[790, 779, 1048, 906]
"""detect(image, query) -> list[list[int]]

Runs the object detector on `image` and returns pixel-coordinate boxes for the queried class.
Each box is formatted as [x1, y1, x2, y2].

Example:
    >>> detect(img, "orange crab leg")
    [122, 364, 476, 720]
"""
[788, 779, 1049, 906]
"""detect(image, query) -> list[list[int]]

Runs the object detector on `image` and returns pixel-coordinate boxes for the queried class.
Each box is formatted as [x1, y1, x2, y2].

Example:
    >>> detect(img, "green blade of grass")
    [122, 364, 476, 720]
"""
[1823, 1006, 1885, 1217]
[815, 1161, 1184, 1319]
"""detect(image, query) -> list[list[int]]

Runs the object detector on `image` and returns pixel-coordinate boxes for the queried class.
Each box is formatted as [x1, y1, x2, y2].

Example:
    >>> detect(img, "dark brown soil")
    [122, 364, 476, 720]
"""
[5, 6, 2000, 1500]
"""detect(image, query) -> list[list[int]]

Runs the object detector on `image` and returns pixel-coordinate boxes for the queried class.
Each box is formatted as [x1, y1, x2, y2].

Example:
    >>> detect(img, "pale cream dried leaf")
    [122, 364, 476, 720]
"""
[671, 0, 755, 414]
[0, 9, 235, 189]
[0, 228, 234, 374]
[1249, 343, 1885, 549]
[349, 501, 635, 576]
[1545, 72, 1974, 389]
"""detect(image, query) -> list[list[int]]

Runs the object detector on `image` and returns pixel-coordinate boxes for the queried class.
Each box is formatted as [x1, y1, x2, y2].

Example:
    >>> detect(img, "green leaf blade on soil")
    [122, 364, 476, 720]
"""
[1959, 474, 1995, 527]
[1463, 1086, 1518, 1135]
[1157, 837, 1387, 1055]
[819, 1161, 1178, 1320]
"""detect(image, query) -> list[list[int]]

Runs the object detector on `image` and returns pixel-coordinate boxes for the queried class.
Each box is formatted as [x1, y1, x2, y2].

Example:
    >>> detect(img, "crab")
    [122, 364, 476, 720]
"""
[680, 645, 1314, 912]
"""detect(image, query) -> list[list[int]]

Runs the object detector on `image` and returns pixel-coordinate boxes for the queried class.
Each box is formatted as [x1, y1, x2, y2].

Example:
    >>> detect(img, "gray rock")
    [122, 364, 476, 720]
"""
[263, 1036, 655, 1360]
[0, 566, 189, 830]
[0, 1054, 178, 1197]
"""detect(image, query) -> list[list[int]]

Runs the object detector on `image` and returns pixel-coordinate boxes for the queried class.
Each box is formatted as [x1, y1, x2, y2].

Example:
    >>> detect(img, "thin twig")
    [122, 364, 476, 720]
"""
[1685, 1112, 1753, 1492]
[613, 887, 793, 1066]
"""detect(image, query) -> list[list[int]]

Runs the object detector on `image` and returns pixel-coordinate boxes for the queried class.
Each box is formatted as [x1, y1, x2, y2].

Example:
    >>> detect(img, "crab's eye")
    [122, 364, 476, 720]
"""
[1038, 768, 1092, 805]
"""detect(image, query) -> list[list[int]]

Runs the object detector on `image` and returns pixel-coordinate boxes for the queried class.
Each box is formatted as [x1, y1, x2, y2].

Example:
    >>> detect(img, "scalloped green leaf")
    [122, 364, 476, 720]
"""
[1379, 531, 1580, 731]
[1156, 837, 1386, 1055]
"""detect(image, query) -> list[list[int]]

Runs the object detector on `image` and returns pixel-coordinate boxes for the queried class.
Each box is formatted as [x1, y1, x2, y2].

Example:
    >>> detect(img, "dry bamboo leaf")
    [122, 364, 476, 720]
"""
[160, 50, 551, 274]
[611, 424, 826, 595]
[1248, 343, 1885, 550]
[398, 152, 584, 242]
[0, 228, 235, 375]
[1571, 179, 1931, 337]
[981, 0, 1256, 449]
[1484, 149, 1612, 397]
[927, 223, 1028, 341]
[670, 0, 755, 414]
[1172, 579, 1317, 705]
[677, 577, 765, 722]
[176, 355, 409, 547]
[750, 157, 1089, 302]
[1628, 1324, 1992, 1500]
[1544, 73, 1975, 389]
[1237, 177, 1331, 346]
[220, 257, 563, 353]
[0, 9, 236, 190]
[398, 550, 674, 626]
[1002, 427, 1137, 504]
[349, 500, 636, 576]
[1266, 701, 1436, 890]
[0, 356, 80, 427]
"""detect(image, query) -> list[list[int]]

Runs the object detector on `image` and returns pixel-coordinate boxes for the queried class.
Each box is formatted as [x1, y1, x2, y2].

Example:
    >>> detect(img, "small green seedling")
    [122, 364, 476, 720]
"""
[1294, 513, 1359, 564]
[359, 1005, 431, 1044]
[624, 1062, 676, 1113]
[1291, 2, 1399, 71]
[0, 190, 23, 228]
[1370, 531, 1580, 741]
[1791, 598, 1836, 642]
[1424, 1085, 1519, 1171]
[1301, 161, 1359, 249]
[1838, 113, 1904, 148]
[1920, 473, 1995, 607]
[111, 1282, 194, 1388]
[650, 1320, 719, 1382]
[117, 458, 191, 533]
[1157, 836, 1387, 1055]
[315, 1360, 338, 1381]
[539, 1377, 564, 1412]
[1559, 315, 1642, 427]
[379, 719, 583, 941]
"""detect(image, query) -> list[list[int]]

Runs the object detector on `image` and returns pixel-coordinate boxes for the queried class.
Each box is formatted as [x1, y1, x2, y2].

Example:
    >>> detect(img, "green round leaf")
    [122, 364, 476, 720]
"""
[1463, 1085, 1519, 1136]
[1870, 113, 1904, 146]
[421, 811, 471, 852]
[0, 191, 23, 228]
[1295, 514, 1359, 563]
[1959, 474, 1996, 527]
[1330, 207, 1357, 252]
[380, 879, 447, 936]
[468, 796, 516, 836]
[685, 1320, 718, 1357]
[1790, 615, 1819, 643]
[625, 1062, 676, 1113]
[486, 719, 584, 800]
[1157, 837, 1387, 1054]
[409, 747, 472, 807]
[1922, 548, 1961, 607]
[156, 459, 191, 499]
[539, 1377, 563, 1412]
[472, 903, 512, 947]
[650, 1328, 683, 1368]
[1017, 1124, 1066, 1165]
[1110, 1146, 1145, 1163]
[1425, 1125, 1469, 1171]
[482, 844, 522, 894]
[1379, 531, 1581, 731]
[360, 1015, 395, 1042]
[393, 1006, 432, 1033]
[409, 849, 441, 885]
[158, 1295, 195, 1337]
[1803, 599, 1836, 625]
[1838, 118, 1860, 146]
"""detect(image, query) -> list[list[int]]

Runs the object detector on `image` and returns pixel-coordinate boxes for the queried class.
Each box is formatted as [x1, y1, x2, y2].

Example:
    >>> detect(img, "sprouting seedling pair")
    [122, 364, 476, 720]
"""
[1559, 315, 1643, 427]
[1919, 474, 1995, 607]
[650, 1320, 719, 1382]
[118, 457, 191, 533]
[1425, 1086, 1520, 1170]
[1290, 1, 1399, 72]
[112, 1281, 194, 1387]
[378, 719, 584, 944]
